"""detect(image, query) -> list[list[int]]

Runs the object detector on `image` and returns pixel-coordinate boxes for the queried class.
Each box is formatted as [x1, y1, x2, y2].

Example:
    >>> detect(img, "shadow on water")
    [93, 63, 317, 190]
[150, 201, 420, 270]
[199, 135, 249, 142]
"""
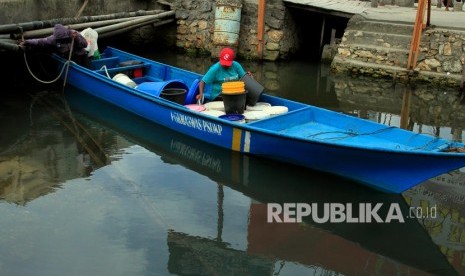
[64, 86, 457, 275]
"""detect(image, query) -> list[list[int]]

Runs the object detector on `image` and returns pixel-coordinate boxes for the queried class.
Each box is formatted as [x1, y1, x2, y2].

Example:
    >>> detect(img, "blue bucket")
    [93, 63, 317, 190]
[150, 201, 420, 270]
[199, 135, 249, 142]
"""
[219, 114, 245, 123]
[137, 80, 188, 97]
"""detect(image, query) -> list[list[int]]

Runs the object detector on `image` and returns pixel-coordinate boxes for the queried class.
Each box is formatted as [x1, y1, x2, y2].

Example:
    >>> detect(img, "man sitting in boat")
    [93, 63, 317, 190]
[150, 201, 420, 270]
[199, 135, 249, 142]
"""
[19, 24, 89, 67]
[196, 47, 252, 103]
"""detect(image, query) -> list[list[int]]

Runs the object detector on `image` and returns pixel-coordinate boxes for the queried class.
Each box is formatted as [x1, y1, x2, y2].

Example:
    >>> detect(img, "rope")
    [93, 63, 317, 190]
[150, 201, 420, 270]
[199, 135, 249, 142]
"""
[23, 50, 71, 84]
[306, 126, 458, 152]
[22, 36, 74, 84]
[62, 37, 75, 89]
[306, 126, 397, 141]
[99, 65, 111, 79]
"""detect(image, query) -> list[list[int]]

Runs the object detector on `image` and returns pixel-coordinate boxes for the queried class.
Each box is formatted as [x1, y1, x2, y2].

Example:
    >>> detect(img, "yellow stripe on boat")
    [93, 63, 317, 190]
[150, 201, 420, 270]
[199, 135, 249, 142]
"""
[232, 128, 242, 151]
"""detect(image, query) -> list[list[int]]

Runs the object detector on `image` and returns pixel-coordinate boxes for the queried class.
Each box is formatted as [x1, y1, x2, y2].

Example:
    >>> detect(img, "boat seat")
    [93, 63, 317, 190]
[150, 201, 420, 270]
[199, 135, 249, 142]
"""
[91, 57, 120, 70]
[94, 63, 152, 76]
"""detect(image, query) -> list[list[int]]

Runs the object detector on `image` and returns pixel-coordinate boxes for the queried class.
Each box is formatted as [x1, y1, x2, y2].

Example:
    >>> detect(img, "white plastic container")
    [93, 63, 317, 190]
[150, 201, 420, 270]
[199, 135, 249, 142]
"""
[243, 111, 270, 122]
[246, 102, 271, 111]
[112, 73, 137, 88]
[204, 101, 225, 111]
[201, 110, 225, 117]
[263, 106, 288, 116]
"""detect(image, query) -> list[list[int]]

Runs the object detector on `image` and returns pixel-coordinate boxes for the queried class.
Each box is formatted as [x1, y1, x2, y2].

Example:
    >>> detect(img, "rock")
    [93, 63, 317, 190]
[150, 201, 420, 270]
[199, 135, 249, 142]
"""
[425, 58, 441, 68]
[266, 42, 280, 51]
[444, 43, 452, 56]
[268, 30, 284, 43]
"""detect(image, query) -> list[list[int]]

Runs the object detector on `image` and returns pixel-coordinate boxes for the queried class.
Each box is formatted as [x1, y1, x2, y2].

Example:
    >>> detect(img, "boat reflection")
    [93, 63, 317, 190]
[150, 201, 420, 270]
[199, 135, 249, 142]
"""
[65, 87, 457, 275]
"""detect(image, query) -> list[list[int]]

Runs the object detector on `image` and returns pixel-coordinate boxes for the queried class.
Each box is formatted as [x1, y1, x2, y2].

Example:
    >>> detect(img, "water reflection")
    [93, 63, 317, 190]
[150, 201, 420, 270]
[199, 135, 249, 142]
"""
[332, 74, 465, 142]
[0, 91, 114, 205]
[64, 88, 456, 275]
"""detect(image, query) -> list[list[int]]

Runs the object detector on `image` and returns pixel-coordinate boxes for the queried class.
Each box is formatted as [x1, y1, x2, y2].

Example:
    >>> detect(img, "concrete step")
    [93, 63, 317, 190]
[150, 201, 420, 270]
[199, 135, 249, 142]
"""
[347, 18, 414, 36]
[343, 29, 412, 50]
[332, 55, 409, 77]
[348, 43, 410, 54]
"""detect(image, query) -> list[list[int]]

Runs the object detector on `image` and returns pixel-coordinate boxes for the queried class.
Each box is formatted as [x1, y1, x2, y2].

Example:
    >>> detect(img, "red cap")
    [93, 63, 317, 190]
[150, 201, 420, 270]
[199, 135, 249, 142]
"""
[219, 48, 234, 66]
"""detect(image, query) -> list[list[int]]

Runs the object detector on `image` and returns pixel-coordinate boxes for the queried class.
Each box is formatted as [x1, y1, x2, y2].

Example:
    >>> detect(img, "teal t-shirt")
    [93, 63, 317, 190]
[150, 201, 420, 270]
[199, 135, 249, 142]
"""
[201, 61, 246, 100]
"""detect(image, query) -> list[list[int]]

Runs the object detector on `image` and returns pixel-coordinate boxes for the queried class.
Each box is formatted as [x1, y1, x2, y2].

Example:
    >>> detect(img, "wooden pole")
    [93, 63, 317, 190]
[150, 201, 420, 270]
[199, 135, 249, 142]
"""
[407, 0, 426, 70]
[400, 86, 412, 130]
[319, 16, 326, 57]
[75, 0, 90, 19]
[257, 0, 265, 60]
[427, 0, 431, 27]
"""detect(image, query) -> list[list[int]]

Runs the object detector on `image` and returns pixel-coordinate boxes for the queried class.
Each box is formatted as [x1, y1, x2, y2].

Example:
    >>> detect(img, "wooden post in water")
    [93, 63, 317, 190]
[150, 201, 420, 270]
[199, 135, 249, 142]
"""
[400, 86, 412, 130]
[319, 16, 326, 57]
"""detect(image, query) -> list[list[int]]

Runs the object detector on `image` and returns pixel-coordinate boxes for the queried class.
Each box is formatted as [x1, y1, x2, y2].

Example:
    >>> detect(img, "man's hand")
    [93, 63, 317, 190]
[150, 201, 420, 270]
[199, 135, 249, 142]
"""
[196, 93, 204, 104]
[18, 41, 27, 51]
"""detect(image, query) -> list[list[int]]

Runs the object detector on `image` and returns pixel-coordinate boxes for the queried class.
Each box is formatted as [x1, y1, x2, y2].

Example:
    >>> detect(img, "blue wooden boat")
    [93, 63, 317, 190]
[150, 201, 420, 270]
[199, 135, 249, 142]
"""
[54, 47, 465, 193]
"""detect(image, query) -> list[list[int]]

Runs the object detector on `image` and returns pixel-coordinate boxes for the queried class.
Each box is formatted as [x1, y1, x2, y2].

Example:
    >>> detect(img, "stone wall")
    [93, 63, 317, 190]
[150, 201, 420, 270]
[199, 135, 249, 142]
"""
[416, 28, 465, 83]
[173, 0, 298, 61]
[331, 17, 465, 88]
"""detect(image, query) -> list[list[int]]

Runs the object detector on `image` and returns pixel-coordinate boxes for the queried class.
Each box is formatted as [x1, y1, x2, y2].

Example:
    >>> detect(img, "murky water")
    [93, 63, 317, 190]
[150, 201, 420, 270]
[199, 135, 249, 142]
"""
[1, 48, 465, 275]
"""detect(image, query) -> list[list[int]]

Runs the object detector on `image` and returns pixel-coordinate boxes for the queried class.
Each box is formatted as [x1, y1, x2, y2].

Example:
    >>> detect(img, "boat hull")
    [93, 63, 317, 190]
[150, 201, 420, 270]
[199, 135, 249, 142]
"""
[56, 47, 465, 193]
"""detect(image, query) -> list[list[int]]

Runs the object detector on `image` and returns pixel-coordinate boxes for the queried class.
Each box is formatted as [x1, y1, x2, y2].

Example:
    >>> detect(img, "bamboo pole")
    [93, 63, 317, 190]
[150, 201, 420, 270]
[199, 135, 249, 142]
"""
[0, 40, 20, 51]
[98, 19, 174, 39]
[0, 10, 165, 34]
[0, 12, 174, 51]
[12, 15, 155, 39]
[93, 11, 174, 35]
